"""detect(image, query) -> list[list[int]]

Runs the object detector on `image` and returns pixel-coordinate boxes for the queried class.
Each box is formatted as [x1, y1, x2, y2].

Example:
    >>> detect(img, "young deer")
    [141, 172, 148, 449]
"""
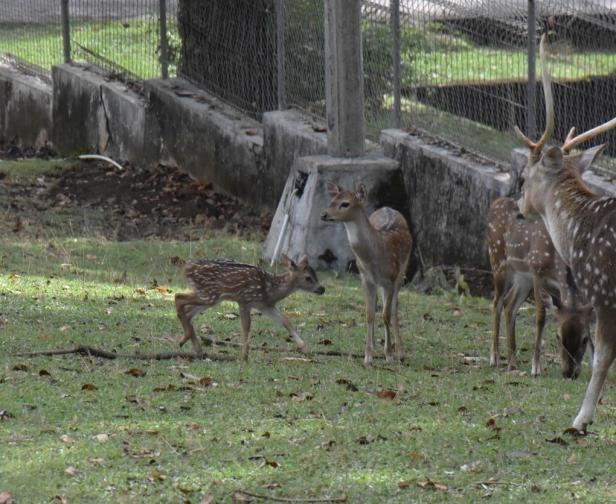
[321, 183, 412, 364]
[175, 255, 324, 361]
[488, 197, 592, 378]
[516, 34, 616, 431]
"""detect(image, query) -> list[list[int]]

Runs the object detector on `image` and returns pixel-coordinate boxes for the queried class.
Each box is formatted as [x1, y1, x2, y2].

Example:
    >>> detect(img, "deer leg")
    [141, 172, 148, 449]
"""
[175, 292, 209, 356]
[490, 268, 506, 367]
[503, 278, 532, 371]
[262, 307, 308, 354]
[572, 310, 616, 431]
[382, 286, 396, 363]
[362, 278, 377, 366]
[391, 286, 404, 362]
[531, 276, 547, 377]
[239, 304, 252, 362]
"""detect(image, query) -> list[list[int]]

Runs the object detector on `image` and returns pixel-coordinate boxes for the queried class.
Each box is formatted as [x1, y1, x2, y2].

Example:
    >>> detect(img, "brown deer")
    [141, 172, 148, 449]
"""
[516, 34, 616, 431]
[488, 196, 592, 378]
[321, 183, 412, 364]
[175, 255, 324, 361]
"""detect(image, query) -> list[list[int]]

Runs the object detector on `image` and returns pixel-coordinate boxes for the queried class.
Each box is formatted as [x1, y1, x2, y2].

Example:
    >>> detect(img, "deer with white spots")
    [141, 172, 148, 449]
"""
[488, 197, 592, 378]
[175, 255, 324, 361]
[517, 34, 616, 431]
[321, 183, 412, 365]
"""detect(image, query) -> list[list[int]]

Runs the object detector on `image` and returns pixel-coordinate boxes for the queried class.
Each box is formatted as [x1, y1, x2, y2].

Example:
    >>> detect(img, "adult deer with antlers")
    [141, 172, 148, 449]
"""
[488, 197, 592, 378]
[322, 183, 412, 365]
[516, 34, 616, 431]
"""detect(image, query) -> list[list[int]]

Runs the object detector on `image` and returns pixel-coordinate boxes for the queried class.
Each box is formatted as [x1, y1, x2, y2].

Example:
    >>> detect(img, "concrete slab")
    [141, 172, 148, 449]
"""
[0, 66, 52, 148]
[146, 78, 270, 208]
[382, 129, 513, 268]
[52, 64, 107, 155]
[263, 154, 406, 271]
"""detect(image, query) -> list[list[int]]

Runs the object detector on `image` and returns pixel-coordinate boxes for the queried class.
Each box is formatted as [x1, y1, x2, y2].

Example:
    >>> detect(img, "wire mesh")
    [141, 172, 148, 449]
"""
[397, 0, 616, 170]
[2, 1, 616, 172]
[0, 0, 178, 83]
[177, 0, 278, 118]
[0, 0, 63, 81]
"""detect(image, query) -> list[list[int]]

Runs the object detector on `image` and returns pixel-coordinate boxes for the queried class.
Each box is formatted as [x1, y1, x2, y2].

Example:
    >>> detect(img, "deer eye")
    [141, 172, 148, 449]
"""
[340, 202, 350, 208]
[305, 276, 313, 283]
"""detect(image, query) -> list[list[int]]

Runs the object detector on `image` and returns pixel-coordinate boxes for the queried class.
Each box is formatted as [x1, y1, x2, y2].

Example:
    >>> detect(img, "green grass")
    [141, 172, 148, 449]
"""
[0, 18, 179, 79]
[2, 19, 615, 86]
[1, 159, 616, 503]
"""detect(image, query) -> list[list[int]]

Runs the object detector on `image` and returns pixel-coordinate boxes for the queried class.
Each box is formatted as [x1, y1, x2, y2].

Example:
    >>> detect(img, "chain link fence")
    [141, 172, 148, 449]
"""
[2, 1, 616, 171]
[0, 0, 178, 83]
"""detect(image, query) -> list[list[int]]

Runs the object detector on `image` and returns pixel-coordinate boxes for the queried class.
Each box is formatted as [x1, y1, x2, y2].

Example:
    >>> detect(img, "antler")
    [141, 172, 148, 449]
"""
[513, 34, 554, 158]
[562, 117, 616, 153]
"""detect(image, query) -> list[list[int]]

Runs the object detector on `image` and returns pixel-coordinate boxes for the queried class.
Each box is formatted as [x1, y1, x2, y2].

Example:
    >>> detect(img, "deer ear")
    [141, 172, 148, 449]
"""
[326, 182, 342, 198]
[569, 144, 607, 175]
[297, 255, 309, 268]
[356, 184, 367, 203]
[541, 146, 563, 172]
[280, 254, 297, 270]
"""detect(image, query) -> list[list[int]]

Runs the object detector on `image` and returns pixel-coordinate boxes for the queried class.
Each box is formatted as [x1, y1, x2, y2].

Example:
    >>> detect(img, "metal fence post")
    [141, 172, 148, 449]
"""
[159, 0, 169, 79]
[391, 0, 401, 128]
[61, 0, 71, 63]
[526, 0, 536, 138]
[275, 0, 286, 110]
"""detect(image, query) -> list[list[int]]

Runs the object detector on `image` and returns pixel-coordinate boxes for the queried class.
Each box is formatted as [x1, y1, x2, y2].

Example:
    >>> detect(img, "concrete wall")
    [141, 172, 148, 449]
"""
[0, 67, 52, 148]
[381, 129, 514, 268]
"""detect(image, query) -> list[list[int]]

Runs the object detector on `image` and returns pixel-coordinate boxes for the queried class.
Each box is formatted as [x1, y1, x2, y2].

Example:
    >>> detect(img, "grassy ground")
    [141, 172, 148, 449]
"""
[1, 158, 616, 503]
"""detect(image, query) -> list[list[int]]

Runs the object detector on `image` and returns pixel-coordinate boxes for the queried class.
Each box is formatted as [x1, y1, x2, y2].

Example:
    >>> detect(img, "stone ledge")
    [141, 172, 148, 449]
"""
[0, 65, 52, 148]
[381, 129, 513, 268]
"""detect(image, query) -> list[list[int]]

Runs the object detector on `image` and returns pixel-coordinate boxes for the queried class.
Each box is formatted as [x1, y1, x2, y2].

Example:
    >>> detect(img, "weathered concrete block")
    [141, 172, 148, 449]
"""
[52, 64, 107, 155]
[512, 147, 616, 197]
[52, 64, 156, 165]
[382, 129, 513, 268]
[100, 80, 159, 166]
[263, 154, 407, 271]
[0, 66, 52, 148]
[263, 109, 328, 201]
[146, 78, 269, 208]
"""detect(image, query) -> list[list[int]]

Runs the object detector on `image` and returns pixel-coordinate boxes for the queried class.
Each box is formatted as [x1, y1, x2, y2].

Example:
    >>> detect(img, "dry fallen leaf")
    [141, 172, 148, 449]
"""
[376, 389, 397, 400]
[65, 466, 78, 477]
[417, 479, 448, 491]
[93, 433, 109, 442]
[60, 434, 75, 444]
[125, 368, 147, 378]
[398, 480, 410, 489]
[567, 452, 577, 464]
[81, 383, 98, 391]
[200, 495, 214, 504]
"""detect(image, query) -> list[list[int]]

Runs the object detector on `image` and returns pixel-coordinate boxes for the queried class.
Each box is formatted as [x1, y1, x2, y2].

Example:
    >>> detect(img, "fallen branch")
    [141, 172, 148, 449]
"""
[236, 490, 347, 503]
[13, 345, 234, 361]
[201, 337, 378, 361]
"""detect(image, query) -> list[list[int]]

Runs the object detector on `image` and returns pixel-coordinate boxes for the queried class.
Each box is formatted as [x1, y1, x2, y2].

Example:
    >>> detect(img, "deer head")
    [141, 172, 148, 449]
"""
[516, 35, 616, 222]
[280, 254, 325, 295]
[321, 182, 367, 222]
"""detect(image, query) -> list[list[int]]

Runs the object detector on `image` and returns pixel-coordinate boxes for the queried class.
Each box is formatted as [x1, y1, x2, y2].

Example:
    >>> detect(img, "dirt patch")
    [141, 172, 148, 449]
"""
[0, 152, 271, 241]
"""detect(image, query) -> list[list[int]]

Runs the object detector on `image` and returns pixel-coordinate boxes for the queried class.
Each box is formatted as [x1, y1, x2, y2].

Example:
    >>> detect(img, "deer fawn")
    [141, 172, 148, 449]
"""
[175, 255, 324, 361]
[516, 34, 616, 431]
[321, 183, 412, 364]
[488, 197, 592, 378]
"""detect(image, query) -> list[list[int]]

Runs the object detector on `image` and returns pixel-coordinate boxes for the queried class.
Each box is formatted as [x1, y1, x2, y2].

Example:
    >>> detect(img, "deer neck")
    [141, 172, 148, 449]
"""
[542, 172, 599, 267]
[268, 271, 297, 303]
[343, 210, 378, 261]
